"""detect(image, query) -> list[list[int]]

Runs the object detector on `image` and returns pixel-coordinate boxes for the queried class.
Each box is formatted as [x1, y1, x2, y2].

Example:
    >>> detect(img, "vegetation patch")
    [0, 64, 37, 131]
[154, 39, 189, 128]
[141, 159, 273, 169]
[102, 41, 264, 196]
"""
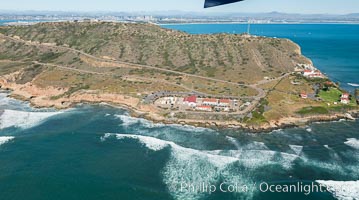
[319, 88, 342, 102]
[51, 84, 90, 100]
[16, 64, 43, 84]
[297, 106, 329, 115]
[39, 51, 64, 63]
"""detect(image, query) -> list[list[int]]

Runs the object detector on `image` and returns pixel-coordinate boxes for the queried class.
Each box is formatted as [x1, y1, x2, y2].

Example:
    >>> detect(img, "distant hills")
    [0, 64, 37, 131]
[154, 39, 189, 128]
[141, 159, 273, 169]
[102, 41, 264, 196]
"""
[1, 10, 359, 24]
[1, 10, 359, 20]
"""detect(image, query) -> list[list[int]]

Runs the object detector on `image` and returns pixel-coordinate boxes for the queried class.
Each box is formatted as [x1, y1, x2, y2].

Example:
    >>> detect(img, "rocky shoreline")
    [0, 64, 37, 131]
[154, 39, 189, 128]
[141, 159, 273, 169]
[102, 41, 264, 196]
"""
[1, 89, 358, 133]
[150, 112, 359, 133]
[1, 74, 358, 133]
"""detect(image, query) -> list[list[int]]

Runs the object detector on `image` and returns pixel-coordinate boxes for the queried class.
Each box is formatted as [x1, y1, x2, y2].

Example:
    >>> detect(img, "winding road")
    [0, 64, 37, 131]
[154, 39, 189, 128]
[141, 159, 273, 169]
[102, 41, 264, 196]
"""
[0, 33, 290, 114]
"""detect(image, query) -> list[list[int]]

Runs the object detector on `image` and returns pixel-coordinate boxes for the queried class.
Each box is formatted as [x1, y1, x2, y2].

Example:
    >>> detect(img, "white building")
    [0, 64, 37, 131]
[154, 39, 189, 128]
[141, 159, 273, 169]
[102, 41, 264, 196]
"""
[196, 106, 212, 112]
[202, 98, 218, 106]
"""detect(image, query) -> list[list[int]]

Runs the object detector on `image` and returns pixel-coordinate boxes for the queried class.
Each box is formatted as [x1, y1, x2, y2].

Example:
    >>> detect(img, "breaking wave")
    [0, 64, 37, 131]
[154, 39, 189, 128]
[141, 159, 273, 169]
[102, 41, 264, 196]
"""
[348, 83, 359, 87]
[100, 128, 359, 200]
[114, 114, 213, 133]
[102, 133, 302, 200]
[344, 138, 359, 150]
[306, 127, 312, 133]
[300, 148, 359, 178]
[0, 109, 63, 130]
[226, 136, 241, 149]
[114, 114, 161, 128]
[316, 180, 359, 200]
[0, 136, 14, 146]
[289, 145, 304, 155]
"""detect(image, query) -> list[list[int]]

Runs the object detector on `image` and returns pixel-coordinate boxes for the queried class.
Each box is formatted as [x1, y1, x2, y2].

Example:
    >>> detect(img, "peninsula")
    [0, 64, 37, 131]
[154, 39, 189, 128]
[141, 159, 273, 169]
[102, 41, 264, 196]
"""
[0, 22, 357, 131]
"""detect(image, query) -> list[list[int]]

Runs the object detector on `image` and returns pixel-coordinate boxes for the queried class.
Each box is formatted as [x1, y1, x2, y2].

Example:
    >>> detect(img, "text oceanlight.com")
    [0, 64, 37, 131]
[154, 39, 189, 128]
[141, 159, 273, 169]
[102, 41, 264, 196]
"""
[177, 182, 346, 195]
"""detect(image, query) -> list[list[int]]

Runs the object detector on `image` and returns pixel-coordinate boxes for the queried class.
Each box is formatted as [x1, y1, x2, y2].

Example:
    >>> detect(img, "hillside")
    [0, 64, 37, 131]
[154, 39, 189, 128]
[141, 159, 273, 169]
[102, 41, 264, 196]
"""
[0, 22, 310, 84]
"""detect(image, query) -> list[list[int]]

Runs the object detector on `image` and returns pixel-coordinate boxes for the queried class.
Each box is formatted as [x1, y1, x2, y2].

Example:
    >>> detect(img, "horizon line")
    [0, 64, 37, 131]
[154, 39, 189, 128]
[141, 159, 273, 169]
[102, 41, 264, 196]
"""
[0, 9, 358, 16]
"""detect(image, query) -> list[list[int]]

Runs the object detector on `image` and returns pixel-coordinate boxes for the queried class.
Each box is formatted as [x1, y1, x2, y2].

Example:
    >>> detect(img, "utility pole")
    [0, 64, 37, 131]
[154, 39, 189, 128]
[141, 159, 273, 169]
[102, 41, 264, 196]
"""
[247, 19, 251, 35]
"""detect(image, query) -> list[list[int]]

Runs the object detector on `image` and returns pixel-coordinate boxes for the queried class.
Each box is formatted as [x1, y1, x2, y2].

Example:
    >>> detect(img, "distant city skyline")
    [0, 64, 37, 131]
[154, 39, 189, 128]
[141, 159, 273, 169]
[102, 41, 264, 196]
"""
[1, 0, 359, 14]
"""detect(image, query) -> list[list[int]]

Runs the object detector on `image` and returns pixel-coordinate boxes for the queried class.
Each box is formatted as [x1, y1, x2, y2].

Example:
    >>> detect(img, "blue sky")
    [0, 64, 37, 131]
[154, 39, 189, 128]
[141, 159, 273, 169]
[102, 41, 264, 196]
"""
[1, 0, 359, 14]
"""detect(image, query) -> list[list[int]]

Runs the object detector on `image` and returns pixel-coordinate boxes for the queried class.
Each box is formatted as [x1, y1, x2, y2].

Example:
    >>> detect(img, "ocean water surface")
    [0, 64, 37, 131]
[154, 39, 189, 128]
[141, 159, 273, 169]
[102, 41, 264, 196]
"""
[1, 92, 359, 200]
[0, 23, 358, 200]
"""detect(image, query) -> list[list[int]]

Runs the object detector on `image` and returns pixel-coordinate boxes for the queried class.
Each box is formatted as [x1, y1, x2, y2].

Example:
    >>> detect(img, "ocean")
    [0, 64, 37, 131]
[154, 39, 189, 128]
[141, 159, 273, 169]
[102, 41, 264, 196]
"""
[0, 23, 359, 200]
[0, 20, 53, 26]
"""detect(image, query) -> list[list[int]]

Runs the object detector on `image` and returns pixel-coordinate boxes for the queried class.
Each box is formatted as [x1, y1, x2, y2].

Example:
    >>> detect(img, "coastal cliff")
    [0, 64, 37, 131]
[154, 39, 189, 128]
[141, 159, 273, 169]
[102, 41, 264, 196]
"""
[0, 22, 357, 132]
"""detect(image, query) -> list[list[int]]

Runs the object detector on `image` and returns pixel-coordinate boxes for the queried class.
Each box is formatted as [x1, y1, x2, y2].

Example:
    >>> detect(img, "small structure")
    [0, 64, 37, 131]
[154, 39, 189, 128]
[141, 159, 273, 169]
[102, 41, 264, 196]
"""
[325, 81, 334, 86]
[218, 99, 230, 107]
[196, 105, 212, 112]
[202, 98, 218, 106]
[303, 70, 325, 79]
[341, 93, 350, 104]
[300, 92, 308, 99]
[303, 70, 313, 76]
[183, 95, 197, 107]
[342, 93, 350, 99]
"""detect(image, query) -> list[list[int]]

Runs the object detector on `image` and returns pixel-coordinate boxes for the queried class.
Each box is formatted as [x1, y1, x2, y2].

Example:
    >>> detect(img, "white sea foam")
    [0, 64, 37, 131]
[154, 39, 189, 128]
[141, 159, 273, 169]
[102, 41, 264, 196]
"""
[0, 109, 62, 130]
[113, 134, 237, 165]
[348, 83, 359, 87]
[102, 130, 359, 200]
[0, 136, 14, 146]
[243, 141, 269, 150]
[168, 124, 213, 133]
[226, 136, 241, 149]
[115, 114, 165, 128]
[100, 133, 114, 142]
[105, 133, 302, 200]
[300, 150, 359, 177]
[115, 114, 143, 127]
[110, 133, 239, 200]
[115, 134, 171, 151]
[115, 114, 213, 133]
[0, 93, 10, 105]
[104, 132, 359, 199]
[269, 129, 284, 134]
[104, 133, 359, 199]
[289, 145, 304, 155]
[214, 149, 299, 170]
[316, 180, 359, 200]
[344, 138, 359, 150]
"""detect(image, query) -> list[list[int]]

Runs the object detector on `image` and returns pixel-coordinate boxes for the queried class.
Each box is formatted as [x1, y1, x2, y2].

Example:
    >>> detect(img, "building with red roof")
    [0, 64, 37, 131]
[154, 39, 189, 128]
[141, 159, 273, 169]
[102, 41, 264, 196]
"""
[183, 95, 197, 107]
[300, 92, 308, 99]
[341, 93, 350, 104]
[303, 69, 324, 78]
[342, 93, 350, 99]
[218, 99, 231, 107]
